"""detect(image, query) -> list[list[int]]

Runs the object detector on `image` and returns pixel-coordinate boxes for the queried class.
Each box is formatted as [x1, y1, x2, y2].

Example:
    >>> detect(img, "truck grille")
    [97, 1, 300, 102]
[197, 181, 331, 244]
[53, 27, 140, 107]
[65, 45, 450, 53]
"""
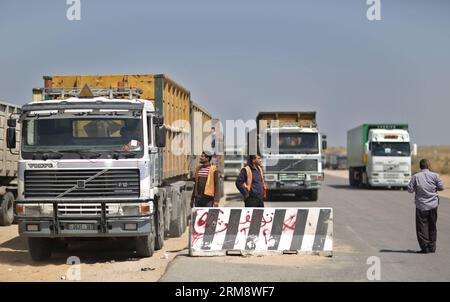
[57, 203, 114, 216]
[265, 159, 318, 172]
[24, 169, 140, 199]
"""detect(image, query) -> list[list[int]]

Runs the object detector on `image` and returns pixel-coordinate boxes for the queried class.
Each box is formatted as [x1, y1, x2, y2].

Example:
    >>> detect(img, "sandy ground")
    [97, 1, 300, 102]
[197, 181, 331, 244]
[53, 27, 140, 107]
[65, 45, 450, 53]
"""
[0, 223, 190, 282]
[323, 169, 450, 199]
[0, 182, 237, 282]
[0, 180, 330, 282]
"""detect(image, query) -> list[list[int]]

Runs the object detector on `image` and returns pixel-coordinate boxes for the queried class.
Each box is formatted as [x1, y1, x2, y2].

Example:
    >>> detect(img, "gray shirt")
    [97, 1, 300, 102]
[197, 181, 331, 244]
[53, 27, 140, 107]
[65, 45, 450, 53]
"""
[408, 169, 444, 211]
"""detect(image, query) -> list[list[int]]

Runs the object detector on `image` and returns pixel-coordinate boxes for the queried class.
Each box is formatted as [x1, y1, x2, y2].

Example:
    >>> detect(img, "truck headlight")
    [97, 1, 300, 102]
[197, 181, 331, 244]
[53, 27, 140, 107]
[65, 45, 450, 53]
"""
[118, 201, 154, 216]
[265, 174, 278, 181]
[16, 204, 53, 217]
[24, 205, 41, 217]
[310, 174, 324, 181]
[121, 205, 140, 216]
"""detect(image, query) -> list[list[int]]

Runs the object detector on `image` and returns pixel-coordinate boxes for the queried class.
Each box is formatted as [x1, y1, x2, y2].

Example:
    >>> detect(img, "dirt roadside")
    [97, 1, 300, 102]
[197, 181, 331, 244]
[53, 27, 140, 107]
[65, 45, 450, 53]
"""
[324, 169, 450, 199]
[0, 182, 236, 282]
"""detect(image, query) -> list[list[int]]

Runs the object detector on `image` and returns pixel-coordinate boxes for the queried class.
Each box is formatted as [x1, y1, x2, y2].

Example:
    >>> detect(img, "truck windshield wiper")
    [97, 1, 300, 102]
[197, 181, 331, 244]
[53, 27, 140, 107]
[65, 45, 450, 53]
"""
[57, 149, 102, 159]
[32, 151, 63, 160]
[110, 151, 138, 159]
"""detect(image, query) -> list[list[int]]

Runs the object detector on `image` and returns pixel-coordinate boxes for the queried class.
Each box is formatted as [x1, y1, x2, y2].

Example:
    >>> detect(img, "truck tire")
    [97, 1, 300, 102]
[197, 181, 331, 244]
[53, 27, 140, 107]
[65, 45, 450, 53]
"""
[154, 197, 165, 250]
[266, 190, 273, 201]
[169, 202, 184, 238]
[0, 192, 15, 226]
[28, 238, 52, 261]
[135, 229, 155, 258]
[308, 189, 318, 201]
[349, 168, 359, 187]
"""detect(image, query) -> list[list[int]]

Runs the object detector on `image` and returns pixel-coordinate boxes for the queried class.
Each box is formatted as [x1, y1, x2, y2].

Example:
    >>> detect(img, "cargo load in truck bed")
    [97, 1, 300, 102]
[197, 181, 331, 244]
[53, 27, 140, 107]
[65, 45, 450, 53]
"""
[257, 112, 317, 129]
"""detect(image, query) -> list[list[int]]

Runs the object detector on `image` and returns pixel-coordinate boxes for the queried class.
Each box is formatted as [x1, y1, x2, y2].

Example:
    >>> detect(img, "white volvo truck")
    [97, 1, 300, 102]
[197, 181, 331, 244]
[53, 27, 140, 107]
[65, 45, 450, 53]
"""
[254, 112, 327, 201]
[347, 124, 417, 188]
[7, 74, 213, 260]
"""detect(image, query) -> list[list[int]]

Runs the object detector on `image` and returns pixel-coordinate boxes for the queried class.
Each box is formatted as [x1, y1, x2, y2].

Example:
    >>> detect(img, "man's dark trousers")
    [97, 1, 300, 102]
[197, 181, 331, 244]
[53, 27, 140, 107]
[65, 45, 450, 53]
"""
[245, 196, 264, 208]
[416, 207, 438, 252]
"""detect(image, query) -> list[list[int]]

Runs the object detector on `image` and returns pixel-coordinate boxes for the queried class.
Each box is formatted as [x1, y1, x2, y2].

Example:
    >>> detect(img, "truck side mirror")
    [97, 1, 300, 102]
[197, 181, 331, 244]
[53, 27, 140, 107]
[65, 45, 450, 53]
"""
[6, 127, 16, 149]
[365, 142, 370, 155]
[322, 140, 327, 150]
[7, 118, 16, 128]
[155, 126, 166, 148]
[412, 143, 418, 157]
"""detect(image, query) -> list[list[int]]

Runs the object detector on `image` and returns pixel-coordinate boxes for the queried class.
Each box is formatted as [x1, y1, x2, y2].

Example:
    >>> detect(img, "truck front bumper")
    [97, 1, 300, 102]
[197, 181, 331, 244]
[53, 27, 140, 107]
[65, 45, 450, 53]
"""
[369, 174, 411, 187]
[224, 168, 241, 178]
[265, 180, 322, 191]
[15, 199, 153, 238]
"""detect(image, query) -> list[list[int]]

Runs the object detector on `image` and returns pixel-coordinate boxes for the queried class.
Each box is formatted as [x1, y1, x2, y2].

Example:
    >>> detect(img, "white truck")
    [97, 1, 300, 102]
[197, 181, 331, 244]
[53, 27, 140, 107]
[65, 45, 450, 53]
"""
[224, 146, 245, 180]
[0, 100, 20, 226]
[254, 112, 327, 201]
[7, 74, 214, 260]
[347, 124, 417, 188]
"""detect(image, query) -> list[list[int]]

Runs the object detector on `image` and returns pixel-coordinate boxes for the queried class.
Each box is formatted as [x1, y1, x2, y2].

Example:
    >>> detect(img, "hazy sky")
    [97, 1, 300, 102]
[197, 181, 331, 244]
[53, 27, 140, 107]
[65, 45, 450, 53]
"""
[0, 0, 449, 146]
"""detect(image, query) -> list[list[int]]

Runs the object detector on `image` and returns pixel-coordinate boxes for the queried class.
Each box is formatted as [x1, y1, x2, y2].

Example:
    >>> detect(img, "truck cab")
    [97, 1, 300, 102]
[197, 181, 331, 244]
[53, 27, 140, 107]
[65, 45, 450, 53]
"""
[256, 112, 326, 201]
[365, 128, 415, 187]
[6, 86, 189, 261]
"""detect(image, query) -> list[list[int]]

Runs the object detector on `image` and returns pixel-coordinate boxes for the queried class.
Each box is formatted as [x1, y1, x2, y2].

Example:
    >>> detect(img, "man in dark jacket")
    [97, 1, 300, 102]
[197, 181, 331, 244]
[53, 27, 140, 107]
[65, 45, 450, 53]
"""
[235, 155, 267, 207]
[191, 151, 221, 208]
[408, 159, 445, 254]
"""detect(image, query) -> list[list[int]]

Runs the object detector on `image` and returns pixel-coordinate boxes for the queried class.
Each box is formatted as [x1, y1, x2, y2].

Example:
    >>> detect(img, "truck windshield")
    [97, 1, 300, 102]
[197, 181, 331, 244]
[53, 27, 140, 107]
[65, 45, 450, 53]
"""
[267, 132, 319, 154]
[21, 117, 144, 159]
[371, 142, 411, 157]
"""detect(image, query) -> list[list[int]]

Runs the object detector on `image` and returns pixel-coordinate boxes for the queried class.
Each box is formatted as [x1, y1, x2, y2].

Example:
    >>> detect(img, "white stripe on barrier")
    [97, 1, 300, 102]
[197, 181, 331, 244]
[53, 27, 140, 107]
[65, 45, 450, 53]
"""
[300, 208, 320, 251]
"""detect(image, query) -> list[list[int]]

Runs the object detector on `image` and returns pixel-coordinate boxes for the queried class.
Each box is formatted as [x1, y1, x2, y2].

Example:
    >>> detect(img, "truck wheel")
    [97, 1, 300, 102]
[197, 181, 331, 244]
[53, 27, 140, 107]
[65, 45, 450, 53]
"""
[0, 192, 15, 226]
[308, 190, 318, 201]
[28, 238, 52, 261]
[154, 198, 165, 250]
[169, 203, 184, 238]
[349, 168, 356, 187]
[135, 230, 155, 258]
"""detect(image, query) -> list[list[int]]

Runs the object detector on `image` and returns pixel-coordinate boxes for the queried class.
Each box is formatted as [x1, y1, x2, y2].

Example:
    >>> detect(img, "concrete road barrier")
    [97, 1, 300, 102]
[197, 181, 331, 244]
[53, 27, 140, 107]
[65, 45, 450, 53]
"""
[189, 207, 333, 257]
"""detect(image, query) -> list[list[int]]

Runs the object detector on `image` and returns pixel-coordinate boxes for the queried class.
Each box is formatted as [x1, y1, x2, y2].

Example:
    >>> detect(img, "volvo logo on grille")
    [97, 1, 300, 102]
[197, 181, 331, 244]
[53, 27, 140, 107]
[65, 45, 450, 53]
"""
[28, 163, 54, 168]
[76, 180, 86, 189]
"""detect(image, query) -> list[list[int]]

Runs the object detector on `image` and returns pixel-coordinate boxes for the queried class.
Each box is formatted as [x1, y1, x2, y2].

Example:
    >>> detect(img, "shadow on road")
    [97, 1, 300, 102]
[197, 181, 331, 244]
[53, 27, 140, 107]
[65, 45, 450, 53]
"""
[327, 184, 405, 192]
[0, 236, 27, 251]
[226, 193, 244, 202]
[379, 249, 418, 254]
[227, 192, 313, 202]
[268, 194, 311, 202]
[0, 236, 146, 266]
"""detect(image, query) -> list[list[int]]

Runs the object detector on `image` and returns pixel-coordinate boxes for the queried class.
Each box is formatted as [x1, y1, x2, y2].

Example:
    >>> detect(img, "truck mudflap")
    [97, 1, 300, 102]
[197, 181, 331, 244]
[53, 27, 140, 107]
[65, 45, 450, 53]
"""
[15, 199, 154, 238]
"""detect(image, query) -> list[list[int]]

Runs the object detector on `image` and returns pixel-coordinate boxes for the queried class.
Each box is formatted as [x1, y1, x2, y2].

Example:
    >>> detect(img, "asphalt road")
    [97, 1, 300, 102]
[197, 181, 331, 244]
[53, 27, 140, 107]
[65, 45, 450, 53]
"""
[160, 175, 450, 282]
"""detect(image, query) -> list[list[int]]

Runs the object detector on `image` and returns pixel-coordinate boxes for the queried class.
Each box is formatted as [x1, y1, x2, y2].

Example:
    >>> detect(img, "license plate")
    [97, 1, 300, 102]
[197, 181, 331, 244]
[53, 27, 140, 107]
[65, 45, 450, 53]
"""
[68, 223, 96, 231]
[284, 182, 302, 187]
